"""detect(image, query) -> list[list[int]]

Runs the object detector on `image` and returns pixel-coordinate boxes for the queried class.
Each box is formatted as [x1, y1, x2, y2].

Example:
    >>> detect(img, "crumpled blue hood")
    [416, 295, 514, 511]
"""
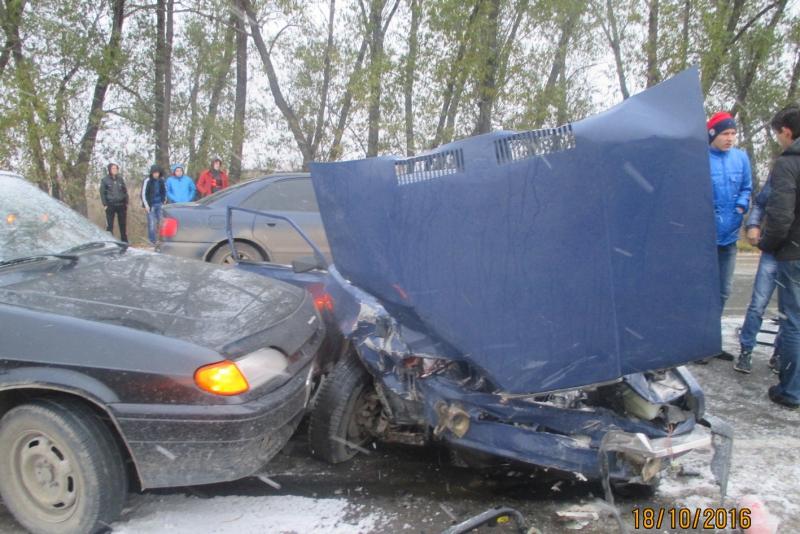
[310, 68, 721, 394]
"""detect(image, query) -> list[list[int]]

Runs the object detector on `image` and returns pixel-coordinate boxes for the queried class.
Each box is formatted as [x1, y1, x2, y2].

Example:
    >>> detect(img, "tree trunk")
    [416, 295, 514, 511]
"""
[0, 0, 27, 78]
[533, 5, 579, 128]
[366, 0, 384, 157]
[432, 0, 481, 147]
[187, 66, 201, 173]
[700, 0, 744, 95]
[678, 0, 690, 71]
[788, 45, 800, 103]
[495, 0, 528, 89]
[328, 34, 368, 161]
[241, 0, 312, 165]
[195, 18, 236, 173]
[473, 0, 500, 135]
[603, 0, 629, 99]
[161, 0, 173, 166]
[310, 0, 335, 159]
[62, 0, 125, 214]
[730, 0, 787, 118]
[645, 0, 659, 87]
[154, 0, 166, 168]
[403, 0, 420, 156]
[230, 1, 248, 184]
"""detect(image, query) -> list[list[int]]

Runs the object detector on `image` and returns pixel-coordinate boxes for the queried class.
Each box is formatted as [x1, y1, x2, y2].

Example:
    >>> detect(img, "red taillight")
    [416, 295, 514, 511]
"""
[314, 293, 334, 312]
[160, 217, 178, 238]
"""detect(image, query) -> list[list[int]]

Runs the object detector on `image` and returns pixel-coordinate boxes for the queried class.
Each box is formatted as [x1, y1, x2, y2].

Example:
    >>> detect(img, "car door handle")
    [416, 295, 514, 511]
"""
[266, 222, 277, 227]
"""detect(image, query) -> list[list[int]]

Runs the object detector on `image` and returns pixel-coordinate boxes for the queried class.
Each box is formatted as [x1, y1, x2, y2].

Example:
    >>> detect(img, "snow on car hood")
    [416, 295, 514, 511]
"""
[310, 68, 721, 394]
[0, 248, 304, 352]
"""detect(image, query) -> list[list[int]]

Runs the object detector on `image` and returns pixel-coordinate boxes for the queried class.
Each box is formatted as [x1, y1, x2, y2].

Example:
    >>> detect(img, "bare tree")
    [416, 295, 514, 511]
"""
[473, 0, 500, 135]
[363, 0, 401, 156]
[403, 0, 421, 156]
[645, 0, 660, 87]
[596, 0, 630, 99]
[230, 0, 248, 183]
[154, 0, 172, 169]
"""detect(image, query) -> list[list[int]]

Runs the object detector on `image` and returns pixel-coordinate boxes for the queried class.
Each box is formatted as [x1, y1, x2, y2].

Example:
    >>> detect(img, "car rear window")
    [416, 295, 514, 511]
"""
[197, 179, 256, 205]
[242, 179, 318, 212]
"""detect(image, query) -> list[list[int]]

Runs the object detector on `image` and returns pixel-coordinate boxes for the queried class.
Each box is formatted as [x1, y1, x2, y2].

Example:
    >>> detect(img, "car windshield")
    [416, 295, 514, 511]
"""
[0, 174, 111, 262]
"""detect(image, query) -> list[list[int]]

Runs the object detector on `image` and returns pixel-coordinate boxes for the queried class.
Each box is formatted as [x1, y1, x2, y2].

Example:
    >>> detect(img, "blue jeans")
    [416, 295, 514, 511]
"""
[775, 260, 800, 404]
[147, 203, 163, 244]
[739, 252, 779, 351]
[718, 243, 738, 309]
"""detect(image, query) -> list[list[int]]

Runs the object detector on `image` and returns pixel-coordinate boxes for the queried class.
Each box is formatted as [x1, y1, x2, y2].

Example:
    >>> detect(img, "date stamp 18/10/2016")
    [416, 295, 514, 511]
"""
[631, 507, 752, 530]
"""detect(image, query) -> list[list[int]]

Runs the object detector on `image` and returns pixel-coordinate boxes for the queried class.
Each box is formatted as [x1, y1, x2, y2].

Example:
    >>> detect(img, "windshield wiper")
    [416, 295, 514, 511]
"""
[60, 240, 129, 254]
[0, 254, 79, 269]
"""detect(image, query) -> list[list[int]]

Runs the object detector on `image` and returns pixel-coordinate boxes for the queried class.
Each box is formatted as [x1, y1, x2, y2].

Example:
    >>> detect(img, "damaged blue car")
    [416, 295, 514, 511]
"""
[233, 68, 732, 495]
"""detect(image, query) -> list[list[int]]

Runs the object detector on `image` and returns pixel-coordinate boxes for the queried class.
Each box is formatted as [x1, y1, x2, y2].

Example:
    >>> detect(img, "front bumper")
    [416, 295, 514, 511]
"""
[110, 362, 313, 489]
[602, 425, 711, 459]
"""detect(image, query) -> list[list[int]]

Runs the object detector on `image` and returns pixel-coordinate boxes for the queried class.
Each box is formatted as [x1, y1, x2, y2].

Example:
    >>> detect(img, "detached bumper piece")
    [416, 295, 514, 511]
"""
[441, 507, 528, 534]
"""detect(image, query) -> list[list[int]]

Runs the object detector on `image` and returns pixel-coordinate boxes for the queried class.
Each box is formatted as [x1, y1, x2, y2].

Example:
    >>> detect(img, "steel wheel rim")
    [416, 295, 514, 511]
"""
[11, 431, 79, 523]
[222, 249, 254, 264]
[347, 388, 381, 448]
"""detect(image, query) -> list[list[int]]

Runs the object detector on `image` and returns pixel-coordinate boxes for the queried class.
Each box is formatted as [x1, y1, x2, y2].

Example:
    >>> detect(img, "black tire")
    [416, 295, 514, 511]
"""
[611, 478, 659, 498]
[210, 242, 264, 264]
[0, 398, 127, 534]
[307, 355, 378, 463]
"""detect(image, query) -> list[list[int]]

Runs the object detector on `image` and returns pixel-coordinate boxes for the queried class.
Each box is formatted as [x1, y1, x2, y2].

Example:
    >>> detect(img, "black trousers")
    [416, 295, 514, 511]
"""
[105, 204, 128, 242]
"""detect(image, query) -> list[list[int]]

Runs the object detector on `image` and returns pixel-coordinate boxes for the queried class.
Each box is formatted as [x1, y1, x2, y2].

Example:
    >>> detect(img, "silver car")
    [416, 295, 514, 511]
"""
[158, 173, 330, 264]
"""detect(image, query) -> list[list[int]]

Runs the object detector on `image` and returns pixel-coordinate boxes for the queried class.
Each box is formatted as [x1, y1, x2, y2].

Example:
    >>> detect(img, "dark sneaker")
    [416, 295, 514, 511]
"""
[734, 350, 752, 374]
[768, 385, 799, 409]
[714, 351, 735, 361]
[769, 354, 780, 374]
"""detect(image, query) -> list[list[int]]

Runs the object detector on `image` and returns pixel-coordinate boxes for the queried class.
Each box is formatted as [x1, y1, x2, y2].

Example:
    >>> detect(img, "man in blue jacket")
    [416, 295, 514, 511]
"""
[166, 163, 196, 203]
[706, 112, 752, 362]
[708, 112, 752, 314]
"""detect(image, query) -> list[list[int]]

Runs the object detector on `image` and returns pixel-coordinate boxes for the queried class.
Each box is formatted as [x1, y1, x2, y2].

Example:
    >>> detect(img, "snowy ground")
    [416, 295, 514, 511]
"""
[1, 254, 798, 533]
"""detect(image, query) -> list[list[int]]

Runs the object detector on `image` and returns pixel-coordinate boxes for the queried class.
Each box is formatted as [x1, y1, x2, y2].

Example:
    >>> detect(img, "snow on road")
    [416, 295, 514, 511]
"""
[113, 494, 391, 534]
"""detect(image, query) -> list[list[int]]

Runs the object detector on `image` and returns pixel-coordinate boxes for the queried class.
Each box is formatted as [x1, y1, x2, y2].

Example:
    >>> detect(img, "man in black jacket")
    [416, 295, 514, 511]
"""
[759, 105, 800, 409]
[99, 163, 128, 242]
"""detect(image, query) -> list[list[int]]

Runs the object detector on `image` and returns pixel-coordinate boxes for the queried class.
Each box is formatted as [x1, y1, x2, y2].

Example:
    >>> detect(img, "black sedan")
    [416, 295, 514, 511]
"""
[0, 172, 325, 534]
[158, 173, 330, 265]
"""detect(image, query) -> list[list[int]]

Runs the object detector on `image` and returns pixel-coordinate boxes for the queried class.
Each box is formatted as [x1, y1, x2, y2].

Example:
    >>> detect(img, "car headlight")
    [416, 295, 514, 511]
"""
[235, 348, 289, 389]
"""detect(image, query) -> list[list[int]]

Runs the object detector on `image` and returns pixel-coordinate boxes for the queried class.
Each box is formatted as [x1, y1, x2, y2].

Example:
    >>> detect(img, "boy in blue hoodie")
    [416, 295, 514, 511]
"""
[705, 111, 752, 362]
[166, 163, 196, 203]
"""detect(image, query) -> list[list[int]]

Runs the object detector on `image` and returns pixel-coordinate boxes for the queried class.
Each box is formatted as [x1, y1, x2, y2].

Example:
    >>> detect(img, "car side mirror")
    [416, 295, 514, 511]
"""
[292, 256, 325, 273]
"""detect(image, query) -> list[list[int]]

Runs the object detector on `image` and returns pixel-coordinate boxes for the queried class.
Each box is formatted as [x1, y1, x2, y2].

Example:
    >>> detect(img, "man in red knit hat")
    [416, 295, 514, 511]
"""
[707, 111, 752, 360]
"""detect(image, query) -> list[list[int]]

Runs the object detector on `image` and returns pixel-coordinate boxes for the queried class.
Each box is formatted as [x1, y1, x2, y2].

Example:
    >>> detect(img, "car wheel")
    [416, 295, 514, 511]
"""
[210, 242, 264, 264]
[308, 354, 381, 463]
[0, 398, 127, 534]
[611, 478, 659, 498]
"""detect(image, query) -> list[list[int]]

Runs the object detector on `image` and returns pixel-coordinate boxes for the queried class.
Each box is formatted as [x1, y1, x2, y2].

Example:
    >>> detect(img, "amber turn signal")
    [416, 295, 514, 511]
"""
[194, 360, 249, 396]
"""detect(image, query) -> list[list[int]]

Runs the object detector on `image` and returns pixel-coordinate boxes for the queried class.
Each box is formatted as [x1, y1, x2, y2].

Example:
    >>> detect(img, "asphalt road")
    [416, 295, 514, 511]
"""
[1, 253, 797, 533]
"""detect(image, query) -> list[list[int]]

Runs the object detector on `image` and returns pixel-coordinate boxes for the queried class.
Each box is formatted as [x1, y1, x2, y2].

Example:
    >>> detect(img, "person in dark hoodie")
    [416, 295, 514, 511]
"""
[141, 164, 167, 245]
[99, 163, 128, 242]
[196, 157, 229, 198]
[758, 104, 800, 409]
